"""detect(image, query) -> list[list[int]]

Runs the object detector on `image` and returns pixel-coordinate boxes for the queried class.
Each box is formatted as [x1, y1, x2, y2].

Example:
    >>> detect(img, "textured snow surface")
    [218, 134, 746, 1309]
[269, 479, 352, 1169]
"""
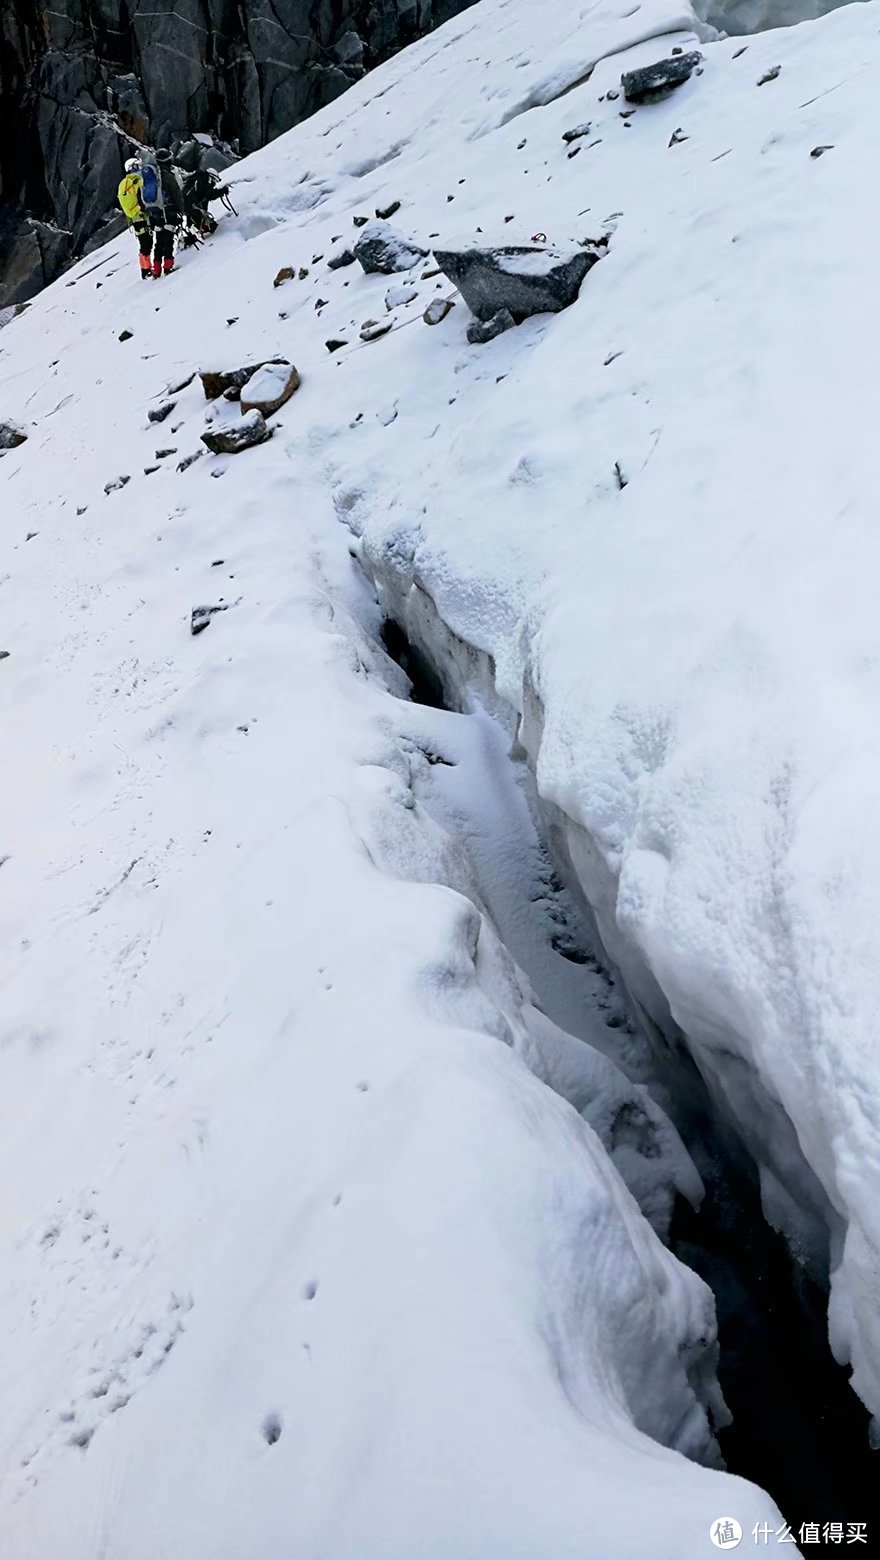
[1, 0, 874, 1549]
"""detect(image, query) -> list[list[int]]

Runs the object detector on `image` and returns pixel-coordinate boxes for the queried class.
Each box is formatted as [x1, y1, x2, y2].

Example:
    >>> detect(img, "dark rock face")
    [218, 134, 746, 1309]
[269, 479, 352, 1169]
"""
[0, 0, 476, 304]
[434, 245, 598, 324]
[621, 52, 702, 104]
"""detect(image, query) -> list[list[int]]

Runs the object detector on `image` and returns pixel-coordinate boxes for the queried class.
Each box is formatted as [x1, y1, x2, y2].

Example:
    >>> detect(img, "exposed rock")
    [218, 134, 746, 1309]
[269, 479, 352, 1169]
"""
[0, 651, 9, 660]
[148, 401, 176, 424]
[201, 407, 272, 454]
[104, 474, 131, 494]
[168, 372, 196, 394]
[273, 267, 295, 287]
[360, 320, 394, 342]
[354, 222, 428, 275]
[327, 249, 356, 270]
[811, 145, 834, 158]
[758, 65, 782, 85]
[191, 603, 230, 635]
[240, 362, 301, 416]
[423, 297, 455, 325]
[353, 215, 370, 227]
[0, 423, 27, 450]
[376, 199, 401, 220]
[466, 308, 515, 345]
[199, 361, 284, 401]
[621, 52, 702, 104]
[562, 123, 591, 143]
[434, 245, 598, 324]
[119, 330, 134, 343]
[325, 338, 348, 352]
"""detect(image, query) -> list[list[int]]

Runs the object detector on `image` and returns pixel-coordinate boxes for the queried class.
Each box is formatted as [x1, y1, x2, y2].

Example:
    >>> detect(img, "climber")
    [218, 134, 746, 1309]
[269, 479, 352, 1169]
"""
[146, 150, 185, 278]
[117, 157, 154, 280]
[179, 166, 229, 244]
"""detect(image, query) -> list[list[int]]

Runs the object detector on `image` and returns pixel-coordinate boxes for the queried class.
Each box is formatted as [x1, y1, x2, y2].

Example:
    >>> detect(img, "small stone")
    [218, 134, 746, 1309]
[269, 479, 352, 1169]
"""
[375, 200, 401, 220]
[810, 144, 834, 158]
[144, 465, 159, 475]
[377, 405, 398, 426]
[118, 330, 133, 342]
[227, 318, 238, 326]
[155, 448, 177, 458]
[567, 145, 581, 159]
[467, 308, 515, 345]
[504, 215, 515, 224]
[325, 339, 348, 353]
[360, 320, 394, 342]
[298, 267, 309, 280]
[562, 123, 591, 143]
[327, 249, 356, 270]
[315, 298, 328, 309]
[201, 408, 273, 455]
[148, 401, 176, 424]
[423, 297, 455, 325]
[104, 474, 131, 494]
[421, 266, 442, 279]
[517, 139, 527, 149]
[177, 450, 204, 472]
[353, 215, 369, 227]
[167, 372, 196, 394]
[77, 506, 87, 515]
[606, 88, 619, 101]
[732, 45, 748, 58]
[758, 65, 781, 85]
[614, 461, 628, 490]
[273, 267, 295, 287]
[0, 650, 9, 661]
[668, 128, 689, 147]
[211, 558, 225, 566]
[25, 531, 37, 541]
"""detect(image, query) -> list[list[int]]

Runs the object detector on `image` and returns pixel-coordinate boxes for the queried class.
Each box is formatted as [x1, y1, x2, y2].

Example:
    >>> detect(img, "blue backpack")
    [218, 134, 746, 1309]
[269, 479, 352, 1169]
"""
[140, 164, 163, 210]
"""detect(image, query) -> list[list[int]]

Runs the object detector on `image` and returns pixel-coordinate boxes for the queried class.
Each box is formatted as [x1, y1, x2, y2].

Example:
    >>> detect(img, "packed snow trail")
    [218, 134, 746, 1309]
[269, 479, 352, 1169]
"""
[2, 0, 880, 1550]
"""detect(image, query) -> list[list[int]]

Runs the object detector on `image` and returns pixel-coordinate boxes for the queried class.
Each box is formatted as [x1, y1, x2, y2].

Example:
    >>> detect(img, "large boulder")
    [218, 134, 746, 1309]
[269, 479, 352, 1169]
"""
[354, 221, 428, 274]
[201, 407, 273, 454]
[621, 52, 702, 104]
[434, 245, 598, 324]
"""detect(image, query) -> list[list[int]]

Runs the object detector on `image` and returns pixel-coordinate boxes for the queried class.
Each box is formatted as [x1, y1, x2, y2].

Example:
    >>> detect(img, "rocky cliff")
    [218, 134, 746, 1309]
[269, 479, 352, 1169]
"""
[0, 0, 473, 303]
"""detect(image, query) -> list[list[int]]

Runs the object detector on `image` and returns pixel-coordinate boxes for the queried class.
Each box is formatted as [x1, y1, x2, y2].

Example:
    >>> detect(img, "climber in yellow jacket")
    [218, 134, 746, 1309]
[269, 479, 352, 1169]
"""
[117, 158, 154, 280]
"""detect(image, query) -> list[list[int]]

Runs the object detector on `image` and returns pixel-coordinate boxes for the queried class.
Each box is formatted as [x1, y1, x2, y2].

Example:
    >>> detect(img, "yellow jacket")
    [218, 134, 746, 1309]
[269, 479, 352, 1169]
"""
[118, 172, 145, 225]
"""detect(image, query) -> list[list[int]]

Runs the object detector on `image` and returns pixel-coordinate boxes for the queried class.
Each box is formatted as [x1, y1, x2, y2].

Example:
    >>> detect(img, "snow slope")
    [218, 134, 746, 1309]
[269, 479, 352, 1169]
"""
[1, 0, 873, 1548]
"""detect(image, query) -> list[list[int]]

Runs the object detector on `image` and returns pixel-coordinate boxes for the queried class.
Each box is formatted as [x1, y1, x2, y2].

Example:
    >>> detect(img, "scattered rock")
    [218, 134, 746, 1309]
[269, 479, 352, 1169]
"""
[567, 145, 581, 159]
[315, 298, 328, 309]
[148, 401, 176, 424]
[375, 199, 401, 220]
[354, 222, 428, 275]
[504, 215, 515, 224]
[199, 361, 284, 401]
[423, 297, 456, 325]
[26, 531, 37, 541]
[758, 65, 781, 85]
[0, 422, 27, 450]
[377, 405, 398, 426]
[273, 267, 295, 287]
[467, 308, 515, 344]
[144, 465, 159, 475]
[353, 215, 369, 227]
[327, 248, 356, 270]
[298, 267, 309, 280]
[421, 266, 442, 279]
[177, 450, 204, 472]
[385, 283, 418, 311]
[732, 45, 748, 59]
[168, 372, 196, 394]
[156, 447, 177, 458]
[621, 52, 701, 104]
[360, 320, 394, 342]
[201, 408, 273, 455]
[434, 244, 598, 324]
[668, 128, 689, 147]
[118, 329, 134, 342]
[227, 317, 238, 327]
[325, 338, 348, 352]
[76, 506, 87, 515]
[811, 144, 834, 158]
[614, 461, 628, 490]
[606, 88, 619, 101]
[0, 651, 9, 661]
[191, 602, 230, 635]
[104, 474, 130, 494]
[562, 123, 591, 143]
[240, 361, 301, 416]
[517, 139, 527, 150]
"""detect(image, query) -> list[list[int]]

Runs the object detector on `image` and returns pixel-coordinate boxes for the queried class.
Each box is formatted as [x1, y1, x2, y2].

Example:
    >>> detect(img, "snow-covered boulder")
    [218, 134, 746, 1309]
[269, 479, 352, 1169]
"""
[621, 50, 702, 103]
[239, 361, 301, 417]
[201, 406, 272, 453]
[354, 221, 428, 274]
[435, 245, 599, 323]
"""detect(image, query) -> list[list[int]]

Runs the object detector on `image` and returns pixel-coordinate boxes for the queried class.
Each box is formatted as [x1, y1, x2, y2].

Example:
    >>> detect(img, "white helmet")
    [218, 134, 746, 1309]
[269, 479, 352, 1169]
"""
[124, 157, 141, 173]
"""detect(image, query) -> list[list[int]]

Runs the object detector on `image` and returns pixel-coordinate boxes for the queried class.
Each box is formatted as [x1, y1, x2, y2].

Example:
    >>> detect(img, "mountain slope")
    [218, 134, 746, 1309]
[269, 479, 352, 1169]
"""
[1, 0, 878, 1551]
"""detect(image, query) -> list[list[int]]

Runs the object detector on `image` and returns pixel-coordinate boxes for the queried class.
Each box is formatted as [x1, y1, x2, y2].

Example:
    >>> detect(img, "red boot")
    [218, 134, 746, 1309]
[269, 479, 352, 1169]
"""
[152, 259, 162, 279]
[163, 256, 175, 275]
